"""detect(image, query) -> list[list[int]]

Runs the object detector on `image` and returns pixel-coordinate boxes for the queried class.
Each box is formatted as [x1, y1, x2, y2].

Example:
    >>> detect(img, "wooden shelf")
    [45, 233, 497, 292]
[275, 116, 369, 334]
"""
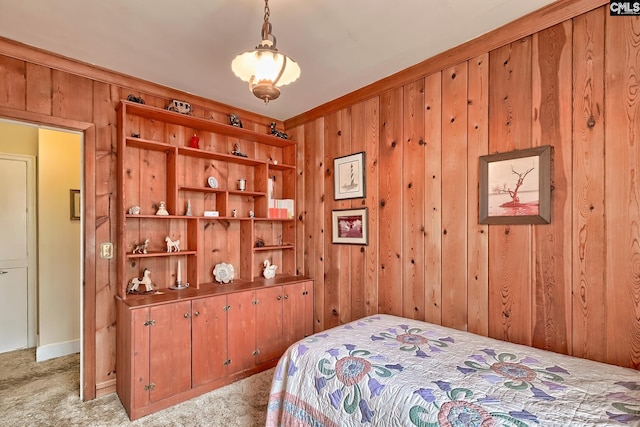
[253, 245, 294, 252]
[126, 250, 198, 259]
[178, 146, 266, 166]
[122, 100, 296, 148]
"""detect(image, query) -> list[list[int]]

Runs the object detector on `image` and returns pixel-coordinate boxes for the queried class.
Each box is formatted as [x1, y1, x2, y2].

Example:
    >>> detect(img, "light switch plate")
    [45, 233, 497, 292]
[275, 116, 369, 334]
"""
[101, 242, 113, 259]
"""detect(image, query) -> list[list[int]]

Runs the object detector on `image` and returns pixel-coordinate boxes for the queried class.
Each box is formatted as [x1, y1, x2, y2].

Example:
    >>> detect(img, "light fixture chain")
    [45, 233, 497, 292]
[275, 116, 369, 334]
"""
[264, 0, 270, 23]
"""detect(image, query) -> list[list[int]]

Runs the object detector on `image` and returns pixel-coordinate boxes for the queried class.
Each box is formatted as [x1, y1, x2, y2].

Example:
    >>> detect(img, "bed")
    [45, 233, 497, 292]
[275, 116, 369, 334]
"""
[266, 314, 640, 426]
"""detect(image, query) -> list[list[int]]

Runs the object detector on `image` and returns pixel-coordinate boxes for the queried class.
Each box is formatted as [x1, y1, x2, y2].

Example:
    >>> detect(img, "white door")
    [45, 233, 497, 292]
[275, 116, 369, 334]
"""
[0, 155, 34, 353]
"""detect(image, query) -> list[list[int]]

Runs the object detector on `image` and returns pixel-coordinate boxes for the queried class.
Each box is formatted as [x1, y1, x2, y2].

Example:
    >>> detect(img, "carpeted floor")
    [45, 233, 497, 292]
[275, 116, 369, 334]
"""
[0, 348, 274, 427]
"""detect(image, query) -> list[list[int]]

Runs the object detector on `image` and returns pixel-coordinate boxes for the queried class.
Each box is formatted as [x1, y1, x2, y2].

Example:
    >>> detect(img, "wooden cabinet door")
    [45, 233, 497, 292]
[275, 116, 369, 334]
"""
[227, 290, 257, 374]
[148, 301, 192, 402]
[303, 281, 314, 338]
[283, 282, 312, 347]
[255, 286, 284, 364]
[192, 295, 228, 387]
[130, 307, 151, 410]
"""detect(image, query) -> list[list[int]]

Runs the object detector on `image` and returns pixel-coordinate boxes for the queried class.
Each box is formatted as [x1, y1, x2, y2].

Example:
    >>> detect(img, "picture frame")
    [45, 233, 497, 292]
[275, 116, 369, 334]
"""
[479, 145, 552, 225]
[332, 208, 368, 245]
[70, 189, 81, 220]
[334, 152, 365, 200]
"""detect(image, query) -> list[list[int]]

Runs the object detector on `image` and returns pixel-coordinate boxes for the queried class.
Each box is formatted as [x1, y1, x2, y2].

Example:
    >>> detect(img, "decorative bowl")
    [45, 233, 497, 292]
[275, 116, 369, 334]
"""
[213, 262, 234, 284]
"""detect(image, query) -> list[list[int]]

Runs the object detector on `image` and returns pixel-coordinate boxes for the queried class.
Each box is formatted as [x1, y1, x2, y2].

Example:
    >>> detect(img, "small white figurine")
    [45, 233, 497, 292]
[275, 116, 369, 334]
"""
[249, 210, 255, 218]
[132, 239, 149, 254]
[165, 236, 180, 252]
[128, 268, 154, 293]
[185, 199, 192, 216]
[263, 259, 278, 279]
[156, 201, 169, 216]
[128, 206, 141, 215]
[232, 209, 238, 218]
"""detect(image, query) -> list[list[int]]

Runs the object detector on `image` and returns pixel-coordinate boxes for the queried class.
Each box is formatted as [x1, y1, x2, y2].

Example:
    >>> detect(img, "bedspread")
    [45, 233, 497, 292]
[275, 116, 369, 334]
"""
[266, 314, 640, 426]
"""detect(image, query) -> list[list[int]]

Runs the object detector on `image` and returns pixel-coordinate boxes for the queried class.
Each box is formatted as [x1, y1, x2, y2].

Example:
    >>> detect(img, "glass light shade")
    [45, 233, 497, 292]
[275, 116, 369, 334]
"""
[232, 41, 300, 87]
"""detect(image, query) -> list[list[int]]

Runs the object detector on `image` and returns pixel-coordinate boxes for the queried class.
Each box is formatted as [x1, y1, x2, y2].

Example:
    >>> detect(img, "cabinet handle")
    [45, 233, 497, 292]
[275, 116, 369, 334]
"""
[277, 295, 282, 300]
[252, 349, 260, 356]
[184, 313, 190, 319]
[0, 271, 8, 275]
[194, 311, 200, 317]
[144, 320, 156, 327]
[252, 300, 258, 305]
[144, 383, 156, 391]
[284, 295, 289, 300]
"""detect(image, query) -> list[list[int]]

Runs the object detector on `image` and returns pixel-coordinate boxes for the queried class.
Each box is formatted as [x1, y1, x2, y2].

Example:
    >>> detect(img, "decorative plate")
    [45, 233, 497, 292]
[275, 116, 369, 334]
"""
[213, 262, 234, 284]
[207, 176, 219, 188]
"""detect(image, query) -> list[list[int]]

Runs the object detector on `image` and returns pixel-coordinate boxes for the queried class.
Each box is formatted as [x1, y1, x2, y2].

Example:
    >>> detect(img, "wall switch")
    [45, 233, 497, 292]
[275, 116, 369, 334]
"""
[101, 242, 113, 259]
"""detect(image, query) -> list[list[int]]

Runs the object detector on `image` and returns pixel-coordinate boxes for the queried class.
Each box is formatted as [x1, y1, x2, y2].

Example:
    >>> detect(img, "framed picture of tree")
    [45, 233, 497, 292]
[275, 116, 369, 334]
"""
[479, 145, 552, 224]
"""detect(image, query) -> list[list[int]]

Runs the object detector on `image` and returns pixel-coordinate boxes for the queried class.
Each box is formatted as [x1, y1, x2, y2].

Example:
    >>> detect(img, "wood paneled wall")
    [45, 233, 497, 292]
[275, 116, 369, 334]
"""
[0, 38, 282, 399]
[287, 2, 640, 369]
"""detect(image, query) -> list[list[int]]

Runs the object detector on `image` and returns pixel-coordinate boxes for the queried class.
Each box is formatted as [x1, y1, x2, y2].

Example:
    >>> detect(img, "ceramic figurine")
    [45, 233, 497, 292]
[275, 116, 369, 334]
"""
[185, 199, 192, 216]
[232, 209, 238, 218]
[132, 239, 149, 254]
[156, 201, 169, 216]
[263, 260, 278, 279]
[249, 210, 255, 218]
[229, 113, 243, 128]
[189, 134, 200, 149]
[126, 94, 145, 104]
[128, 205, 141, 215]
[127, 268, 154, 293]
[231, 142, 248, 157]
[270, 122, 288, 139]
[165, 236, 180, 252]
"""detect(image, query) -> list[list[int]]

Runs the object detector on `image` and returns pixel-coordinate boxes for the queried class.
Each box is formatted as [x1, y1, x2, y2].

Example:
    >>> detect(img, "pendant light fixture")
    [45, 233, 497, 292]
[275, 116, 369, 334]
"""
[231, 0, 300, 104]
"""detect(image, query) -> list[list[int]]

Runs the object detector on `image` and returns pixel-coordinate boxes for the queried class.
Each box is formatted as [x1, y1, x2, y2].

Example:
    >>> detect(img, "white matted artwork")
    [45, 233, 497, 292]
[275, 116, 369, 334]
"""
[332, 208, 368, 245]
[334, 152, 365, 200]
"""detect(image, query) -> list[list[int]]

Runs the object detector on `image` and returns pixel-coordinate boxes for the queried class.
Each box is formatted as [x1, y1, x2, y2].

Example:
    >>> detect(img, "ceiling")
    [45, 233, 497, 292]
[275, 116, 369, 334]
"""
[0, 0, 556, 121]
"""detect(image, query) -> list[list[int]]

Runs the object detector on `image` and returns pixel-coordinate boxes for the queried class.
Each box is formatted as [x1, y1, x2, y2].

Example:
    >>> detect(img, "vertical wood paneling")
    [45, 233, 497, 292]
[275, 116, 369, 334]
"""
[52, 70, 93, 123]
[25, 63, 51, 115]
[571, 8, 606, 362]
[441, 63, 469, 330]
[531, 21, 573, 353]
[304, 118, 325, 332]
[467, 54, 489, 336]
[0, 56, 26, 109]
[350, 101, 368, 320]
[363, 98, 380, 317]
[488, 38, 533, 346]
[378, 88, 404, 316]
[424, 73, 443, 324]
[291, 125, 305, 276]
[323, 110, 350, 329]
[402, 79, 426, 320]
[93, 81, 117, 389]
[604, 12, 640, 369]
[338, 108, 352, 325]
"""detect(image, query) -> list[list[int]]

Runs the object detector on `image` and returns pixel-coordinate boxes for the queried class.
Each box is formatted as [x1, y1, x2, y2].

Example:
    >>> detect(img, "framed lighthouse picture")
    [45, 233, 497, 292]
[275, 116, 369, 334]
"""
[334, 152, 365, 200]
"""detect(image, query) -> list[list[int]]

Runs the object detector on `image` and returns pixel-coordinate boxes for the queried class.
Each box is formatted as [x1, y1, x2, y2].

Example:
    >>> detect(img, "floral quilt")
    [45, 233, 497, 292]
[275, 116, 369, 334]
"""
[266, 314, 640, 426]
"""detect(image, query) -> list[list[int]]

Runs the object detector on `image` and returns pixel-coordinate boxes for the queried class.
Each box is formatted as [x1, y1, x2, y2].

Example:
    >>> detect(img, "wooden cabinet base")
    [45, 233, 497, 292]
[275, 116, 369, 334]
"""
[123, 361, 277, 421]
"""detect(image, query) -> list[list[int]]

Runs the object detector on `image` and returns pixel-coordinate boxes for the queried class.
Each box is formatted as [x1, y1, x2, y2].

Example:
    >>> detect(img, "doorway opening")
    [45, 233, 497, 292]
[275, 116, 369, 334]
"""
[0, 118, 83, 397]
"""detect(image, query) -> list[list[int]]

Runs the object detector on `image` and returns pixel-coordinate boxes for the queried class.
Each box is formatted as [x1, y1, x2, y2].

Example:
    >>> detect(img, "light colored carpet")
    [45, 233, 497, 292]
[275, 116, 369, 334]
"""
[0, 348, 274, 427]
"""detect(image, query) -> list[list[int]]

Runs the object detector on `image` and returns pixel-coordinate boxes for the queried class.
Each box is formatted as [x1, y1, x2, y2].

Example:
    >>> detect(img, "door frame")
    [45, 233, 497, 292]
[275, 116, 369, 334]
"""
[0, 107, 96, 401]
[0, 152, 37, 349]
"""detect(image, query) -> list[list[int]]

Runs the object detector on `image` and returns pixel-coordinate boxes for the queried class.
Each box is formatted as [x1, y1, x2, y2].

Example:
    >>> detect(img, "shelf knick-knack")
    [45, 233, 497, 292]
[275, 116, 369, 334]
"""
[127, 268, 155, 293]
[263, 260, 278, 279]
[165, 237, 180, 252]
[156, 201, 169, 216]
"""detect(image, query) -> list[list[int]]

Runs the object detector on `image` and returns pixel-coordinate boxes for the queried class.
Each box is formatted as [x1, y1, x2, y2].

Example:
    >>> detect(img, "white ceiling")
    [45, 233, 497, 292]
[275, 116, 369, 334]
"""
[0, 0, 556, 121]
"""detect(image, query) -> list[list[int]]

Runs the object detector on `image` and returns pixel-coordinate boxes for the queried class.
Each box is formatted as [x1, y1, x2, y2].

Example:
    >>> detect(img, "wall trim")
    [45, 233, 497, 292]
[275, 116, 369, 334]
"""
[36, 339, 80, 362]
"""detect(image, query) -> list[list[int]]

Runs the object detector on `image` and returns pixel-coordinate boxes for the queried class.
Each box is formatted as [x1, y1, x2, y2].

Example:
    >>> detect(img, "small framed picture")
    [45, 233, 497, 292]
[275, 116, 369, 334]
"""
[479, 145, 552, 224]
[334, 152, 365, 200]
[70, 189, 80, 220]
[332, 208, 368, 245]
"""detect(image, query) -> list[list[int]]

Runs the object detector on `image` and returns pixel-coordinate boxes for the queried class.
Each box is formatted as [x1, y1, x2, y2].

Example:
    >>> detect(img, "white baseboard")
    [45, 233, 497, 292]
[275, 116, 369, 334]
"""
[36, 339, 80, 362]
